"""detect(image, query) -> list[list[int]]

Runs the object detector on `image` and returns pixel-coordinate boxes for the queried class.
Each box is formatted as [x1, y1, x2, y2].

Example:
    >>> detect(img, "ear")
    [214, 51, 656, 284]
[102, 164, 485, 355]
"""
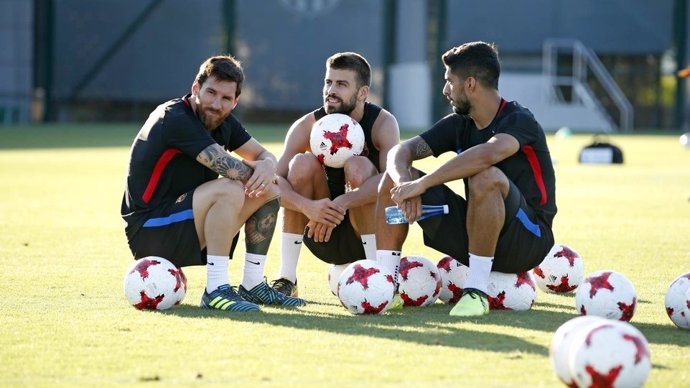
[191, 81, 200, 96]
[357, 85, 369, 102]
[466, 77, 476, 92]
[232, 95, 240, 110]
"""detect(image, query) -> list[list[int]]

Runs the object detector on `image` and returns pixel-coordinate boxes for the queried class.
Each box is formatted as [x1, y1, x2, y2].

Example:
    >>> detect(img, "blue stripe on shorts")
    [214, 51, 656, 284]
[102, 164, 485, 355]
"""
[143, 209, 194, 227]
[516, 208, 541, 237]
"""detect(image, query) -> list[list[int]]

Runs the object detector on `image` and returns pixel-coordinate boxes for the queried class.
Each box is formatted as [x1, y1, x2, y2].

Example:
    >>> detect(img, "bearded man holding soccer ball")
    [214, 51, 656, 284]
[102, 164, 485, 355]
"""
[121, 55, 305, 312]
[376, 41, 557, 317]
[270, 52, 401, 299]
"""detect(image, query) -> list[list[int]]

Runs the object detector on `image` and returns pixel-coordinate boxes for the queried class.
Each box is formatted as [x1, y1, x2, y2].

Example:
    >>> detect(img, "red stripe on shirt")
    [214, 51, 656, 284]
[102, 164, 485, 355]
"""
[142, 149, 182, 204]
[497, 98, 507, 117]
[521, 145, 547, 206]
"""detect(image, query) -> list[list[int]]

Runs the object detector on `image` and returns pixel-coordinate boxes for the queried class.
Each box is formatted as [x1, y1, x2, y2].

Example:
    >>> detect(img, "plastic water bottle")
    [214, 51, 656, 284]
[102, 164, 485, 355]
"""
[385, 204, 449, 224]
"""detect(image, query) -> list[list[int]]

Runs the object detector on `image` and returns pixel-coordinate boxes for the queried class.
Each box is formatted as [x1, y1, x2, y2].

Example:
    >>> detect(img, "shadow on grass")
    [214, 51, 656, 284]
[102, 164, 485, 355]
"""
[157, 302, 550, 355]
[157, 296, 689, 351]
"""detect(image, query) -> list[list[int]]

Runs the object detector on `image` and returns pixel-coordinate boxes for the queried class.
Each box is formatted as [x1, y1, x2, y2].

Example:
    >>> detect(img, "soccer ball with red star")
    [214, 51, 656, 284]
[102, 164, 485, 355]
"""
[532, 244, 585, 293]
[337, 259, 396, 315]
[123, 256, 187, 310]
[549, 315, 606, 387]
[665, 271, 690, 330]
[398, 256, 442, 307]
[436, 256, 469, 304]
[327, 263, 347, 296]
[575, 270, 637, 321]
[568, 319, 651, 388]
[486, 271, 538, 311]
[309, 113, 365, 168]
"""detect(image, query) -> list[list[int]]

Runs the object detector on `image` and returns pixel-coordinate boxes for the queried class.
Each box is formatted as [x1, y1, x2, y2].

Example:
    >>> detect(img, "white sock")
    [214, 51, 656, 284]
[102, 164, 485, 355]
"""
[206, 254, 229, 293]
[463, 253, 494, 294]
[278, 232, 302, 282]
[241, 253, 267, 290]
[361, 234, 376, 261]
[376, 250, 401, 284]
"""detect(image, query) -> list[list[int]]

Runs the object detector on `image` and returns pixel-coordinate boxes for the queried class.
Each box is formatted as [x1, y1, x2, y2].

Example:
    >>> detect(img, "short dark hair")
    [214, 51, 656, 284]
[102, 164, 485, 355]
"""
[442, 42, 500, 89]
[326, 52, 371, 88]
[195, 55, 244, 97]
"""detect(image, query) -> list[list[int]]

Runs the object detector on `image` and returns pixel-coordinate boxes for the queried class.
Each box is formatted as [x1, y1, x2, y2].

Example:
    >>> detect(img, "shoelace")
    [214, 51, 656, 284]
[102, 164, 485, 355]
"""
[271, 279, 293, 291]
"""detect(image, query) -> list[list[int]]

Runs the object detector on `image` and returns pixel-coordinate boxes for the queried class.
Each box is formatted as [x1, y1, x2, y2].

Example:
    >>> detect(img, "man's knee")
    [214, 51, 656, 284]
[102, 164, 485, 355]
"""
[344, 156, 377, 188]
[212, 178, 246, 203]
[287, 153, 321, 185]
[468, 167, 508, 196]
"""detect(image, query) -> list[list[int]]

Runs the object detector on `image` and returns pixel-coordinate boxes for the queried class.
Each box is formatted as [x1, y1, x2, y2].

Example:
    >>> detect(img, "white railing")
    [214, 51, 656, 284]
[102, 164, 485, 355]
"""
[543, 39, 633, 132]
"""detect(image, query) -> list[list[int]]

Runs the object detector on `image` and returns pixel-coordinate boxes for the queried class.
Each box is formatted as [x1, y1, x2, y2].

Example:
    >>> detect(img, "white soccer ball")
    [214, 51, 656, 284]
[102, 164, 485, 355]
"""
[327, 263, 347, 296]
[486, 271, 538, 311]
[337, 259, 395, 315]
[436, 256, 469, 304]
[665, 272, 690, 330]
[123, 256, 187, 310]
[550, 315, 606, 387]
[309, 113, 365, 168]
[680, 132, 690, 147]
[568, 320, 651, 388]
[532, 244, 585, 293]
[575, 270, 637, 321]
[398, 255, 442, 307]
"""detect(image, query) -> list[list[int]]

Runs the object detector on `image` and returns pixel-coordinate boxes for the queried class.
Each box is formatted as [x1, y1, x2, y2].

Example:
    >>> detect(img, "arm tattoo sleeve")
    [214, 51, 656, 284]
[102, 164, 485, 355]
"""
[244, 198, 280, 255]
[198, 145, 253, 181]
[411, 137, 433, 159]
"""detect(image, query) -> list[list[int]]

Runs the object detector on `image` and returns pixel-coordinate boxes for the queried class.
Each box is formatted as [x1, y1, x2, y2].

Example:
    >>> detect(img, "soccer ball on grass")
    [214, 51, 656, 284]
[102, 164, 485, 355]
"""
[532, 244, 584, 293]
[398, 255, 442, 307]
[337, 259, 395, 315]
[665, 272, 690, 329]
[486, 271, 538, 311]
[549, 315, 606, 387]
[123, 256, 187, 310]
[436, 256, 469, 303]
[327, 263, 347, 296]
[575, 270, 637, 321]
[568, 319, 651, 388]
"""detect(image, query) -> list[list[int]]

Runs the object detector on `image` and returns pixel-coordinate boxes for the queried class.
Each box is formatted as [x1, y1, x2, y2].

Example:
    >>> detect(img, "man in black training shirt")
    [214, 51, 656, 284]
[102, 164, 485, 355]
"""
[376, 42, 556, 317]
[121, 55, 305, 312]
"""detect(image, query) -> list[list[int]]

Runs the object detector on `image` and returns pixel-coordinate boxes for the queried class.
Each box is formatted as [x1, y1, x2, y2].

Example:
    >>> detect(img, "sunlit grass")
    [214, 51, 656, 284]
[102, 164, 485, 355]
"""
[0, 125, 688, 387]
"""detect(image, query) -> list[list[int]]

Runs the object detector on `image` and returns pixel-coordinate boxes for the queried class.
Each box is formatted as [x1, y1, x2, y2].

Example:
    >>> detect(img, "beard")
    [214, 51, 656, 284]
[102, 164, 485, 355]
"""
[196, 104, 227, 129]
[451, 95, 471, 115]
[324, 94, 357, 115]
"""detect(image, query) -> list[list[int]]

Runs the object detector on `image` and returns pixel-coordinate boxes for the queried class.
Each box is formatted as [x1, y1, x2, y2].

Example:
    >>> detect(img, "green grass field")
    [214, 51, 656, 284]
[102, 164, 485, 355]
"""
[0, 124, 689, 387]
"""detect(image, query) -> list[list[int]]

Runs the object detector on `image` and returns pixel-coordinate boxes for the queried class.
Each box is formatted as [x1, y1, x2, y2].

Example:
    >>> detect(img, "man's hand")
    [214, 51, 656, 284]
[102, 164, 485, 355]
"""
[390, 178, 425, 223]
[306, 220, 335, 242]
[243, 159, 276, 197]
[301, 198, 345, 226]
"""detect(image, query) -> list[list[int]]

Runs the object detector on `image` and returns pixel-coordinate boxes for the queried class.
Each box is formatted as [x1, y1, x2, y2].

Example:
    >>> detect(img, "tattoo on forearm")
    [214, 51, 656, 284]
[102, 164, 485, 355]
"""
[199, 145, 253, 181]
[245, 198, 280, 255]
[412, 138, 433, 159]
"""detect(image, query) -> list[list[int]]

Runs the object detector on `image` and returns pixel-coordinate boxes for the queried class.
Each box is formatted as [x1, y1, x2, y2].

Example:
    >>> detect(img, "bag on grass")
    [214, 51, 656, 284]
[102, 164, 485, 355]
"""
[578, 135, 624, 164]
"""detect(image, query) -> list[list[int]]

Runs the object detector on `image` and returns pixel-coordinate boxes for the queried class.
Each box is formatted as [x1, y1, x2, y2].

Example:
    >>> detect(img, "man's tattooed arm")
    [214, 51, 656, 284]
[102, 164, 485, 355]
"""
[409, 136, 433, 159]
[197, 144, 253, 181]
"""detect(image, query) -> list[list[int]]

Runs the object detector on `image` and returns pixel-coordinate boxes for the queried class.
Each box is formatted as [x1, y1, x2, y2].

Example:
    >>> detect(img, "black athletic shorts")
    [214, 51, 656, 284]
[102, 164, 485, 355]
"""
[417, 180, 553, 273]
[302, 166, 366, 264]
[126, 189, 239, 268]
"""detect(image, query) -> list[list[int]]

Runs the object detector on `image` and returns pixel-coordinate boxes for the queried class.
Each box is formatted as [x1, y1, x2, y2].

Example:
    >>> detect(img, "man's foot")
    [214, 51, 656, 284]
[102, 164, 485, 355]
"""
[200, 284, 260, 312]
[270, 277, 299, 297]
[388, 294, 404, 311]
[240, 280, 306, 307]
[449, 288, 489, 317]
